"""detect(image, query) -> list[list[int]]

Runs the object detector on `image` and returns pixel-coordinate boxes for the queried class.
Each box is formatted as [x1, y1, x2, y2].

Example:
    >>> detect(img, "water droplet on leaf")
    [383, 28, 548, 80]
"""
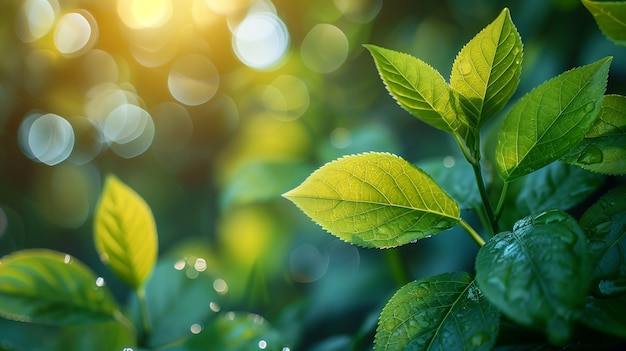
[470, 332, 488, 346]
[577, 145, 603, 165]
[584, 101, 596, 113]
[459, 61, 472, 75]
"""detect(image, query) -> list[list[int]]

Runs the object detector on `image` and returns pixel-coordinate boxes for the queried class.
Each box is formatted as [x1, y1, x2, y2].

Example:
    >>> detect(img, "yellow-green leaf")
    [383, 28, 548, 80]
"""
[450, 8, 522, 127]
[583, 0, 626, 46]
[0, 249, 120, 325]
[283, 152, 460, 249]
[94, 175, 158, 288]
[364, 44, 466, 134]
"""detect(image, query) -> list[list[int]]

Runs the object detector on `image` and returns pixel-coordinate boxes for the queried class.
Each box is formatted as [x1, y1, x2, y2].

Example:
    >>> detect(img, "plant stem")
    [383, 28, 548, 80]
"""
[453, 132, 499, 235]
[385, 249, 410, 287]
[495, 181, 510, 221]
[137, 286, 152, 336]
[470, 161, 499, 234]
[459, 219, 486, 247]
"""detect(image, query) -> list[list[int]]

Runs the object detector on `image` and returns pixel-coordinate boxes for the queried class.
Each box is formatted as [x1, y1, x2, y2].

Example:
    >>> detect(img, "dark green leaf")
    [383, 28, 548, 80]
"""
[127, 258, 222, 348]
[450, 8, 523, 127]
[375, 272, 499, 351]
[475, 211, 592, 345]
[364, 44, 467, 134]
[495, 57, 612, 182]
[582, 0, 626, 46]
[582, 294, 626, 338]
[0, 249, 120, 326]
[418, 156, 482, 209]
[561, 94, 626, 175]
[516, 161, 605, 216]
[283, 152, 460, 248]
[579, 186, 626, 297]
[94, 175, 158, 289]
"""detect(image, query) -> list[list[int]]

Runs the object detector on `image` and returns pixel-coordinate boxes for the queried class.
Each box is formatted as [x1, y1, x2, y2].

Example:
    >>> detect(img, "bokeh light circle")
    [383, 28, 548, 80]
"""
[334, 0, 382, 23]
[263, 75, 310, 121]
[301, 24, 349, 73]
[168, 54, 220, 106]
[232, 12, 289, 70]
[16, 0, 57, 42]
[103, 104, 155, 158]
[20, 113, 75, 166]
[117, 0, 173, 29]
[53, 11, 98, 57]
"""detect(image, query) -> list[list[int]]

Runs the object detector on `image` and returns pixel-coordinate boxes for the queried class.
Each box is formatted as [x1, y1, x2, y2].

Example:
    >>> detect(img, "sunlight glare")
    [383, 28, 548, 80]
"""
[117, 0, 173, 29]
[20, 113, 75, 166]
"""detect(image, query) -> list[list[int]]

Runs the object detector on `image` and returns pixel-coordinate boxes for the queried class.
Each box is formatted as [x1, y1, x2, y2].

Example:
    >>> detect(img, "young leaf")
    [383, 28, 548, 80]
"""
[375, 272, 499, 351]
[475, 210, 592, 345]
[495, 57, 612, 182]
[364, 44, 466, 134]
[583, 294, 626, 338]
[579, 186, 626, 297]
[582, 0, 626, 46]
[94, 175, 158, 289]
[283, 152, 460, 248]
[450, 7, 522, 127]
[561, 94, 626, 175]
[0, 249, 120, 325]
[516, 161, 605, 216]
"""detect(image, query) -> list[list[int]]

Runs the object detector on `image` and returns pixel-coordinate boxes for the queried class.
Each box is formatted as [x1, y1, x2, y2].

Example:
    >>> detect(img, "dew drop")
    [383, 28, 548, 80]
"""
[459, 61, 472, 75]
[123, 348, 134, 351]
[63, 254, 71, 264]
[577, 145, 603, 165]
[584, 101, 596, 113]
[470, 332, 488, 346]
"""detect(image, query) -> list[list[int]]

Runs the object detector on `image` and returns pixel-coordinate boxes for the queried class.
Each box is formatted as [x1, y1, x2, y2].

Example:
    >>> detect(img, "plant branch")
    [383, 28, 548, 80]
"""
[459, 219, 485, 247]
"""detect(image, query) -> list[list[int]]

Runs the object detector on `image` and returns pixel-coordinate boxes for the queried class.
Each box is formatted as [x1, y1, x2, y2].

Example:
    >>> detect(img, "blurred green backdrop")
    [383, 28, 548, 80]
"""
[1, 0, 625, 349]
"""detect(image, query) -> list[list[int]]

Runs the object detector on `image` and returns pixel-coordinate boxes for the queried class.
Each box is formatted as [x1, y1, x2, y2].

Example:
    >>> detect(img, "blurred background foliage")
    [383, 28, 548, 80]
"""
[1, 0, 626, 350]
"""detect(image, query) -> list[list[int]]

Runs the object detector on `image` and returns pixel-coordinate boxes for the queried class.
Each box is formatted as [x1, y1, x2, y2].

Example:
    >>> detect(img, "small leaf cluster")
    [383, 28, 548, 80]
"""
[0, 175, 291, 350]
[284, 7, 626, 351]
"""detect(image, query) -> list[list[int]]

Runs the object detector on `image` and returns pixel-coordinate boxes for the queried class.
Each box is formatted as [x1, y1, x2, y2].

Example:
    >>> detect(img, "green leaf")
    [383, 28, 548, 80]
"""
[450, 7, 522, 127]
[364, 44, 466, 134]
[475, 210, 592, 345]
[94, 175, 158, 289]
[516, 161, 605, 216]
[418, 156, 482, 209]
[579, 186, 626, 297]
[127, 258, 222, 349]
[495, 57, 612, 182]
[283, 152, 460, 248]
[582, 0, 626, 46]
[0, 249, 120, 326]
[374, 272, 499, 351]
[561, 94, 626, 175]
[58, 320, 136, 351]
[583, 294, 626, 338]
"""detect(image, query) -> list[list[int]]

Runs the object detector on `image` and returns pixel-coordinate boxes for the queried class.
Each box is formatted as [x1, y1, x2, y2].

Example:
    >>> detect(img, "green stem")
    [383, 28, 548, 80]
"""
[453, 132, 499, 235]
[385, 249, 410, 287]
[114, 310, 137, 337]
[470, 161, 499, 235]
[495, 181, 509, 222]
[459, 219, 486, 247]
[137, 286, 152, 337]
